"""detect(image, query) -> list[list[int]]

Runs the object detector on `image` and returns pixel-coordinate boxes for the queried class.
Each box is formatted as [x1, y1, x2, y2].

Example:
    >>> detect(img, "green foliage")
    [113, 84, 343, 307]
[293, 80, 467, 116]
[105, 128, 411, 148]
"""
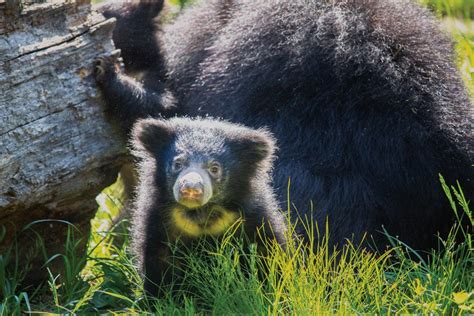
[421, 0, 473, 18]
[1, 176, 472, 314]
[442, 19, 474, 98]
[418, 0, 473, 97]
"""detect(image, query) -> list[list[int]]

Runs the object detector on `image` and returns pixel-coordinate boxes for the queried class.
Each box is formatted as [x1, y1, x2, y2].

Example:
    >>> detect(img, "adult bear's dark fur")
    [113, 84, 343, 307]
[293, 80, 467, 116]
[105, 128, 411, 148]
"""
[96, 0, 473, 251]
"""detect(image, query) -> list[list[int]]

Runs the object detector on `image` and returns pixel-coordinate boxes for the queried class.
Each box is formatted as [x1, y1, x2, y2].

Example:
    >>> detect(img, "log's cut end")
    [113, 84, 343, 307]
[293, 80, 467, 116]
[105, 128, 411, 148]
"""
[0, 0, 128, 284]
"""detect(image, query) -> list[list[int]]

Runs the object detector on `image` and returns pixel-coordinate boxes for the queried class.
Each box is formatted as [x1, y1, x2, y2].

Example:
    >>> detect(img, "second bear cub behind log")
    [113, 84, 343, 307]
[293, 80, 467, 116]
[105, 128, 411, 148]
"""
[130, 117, 287, 296]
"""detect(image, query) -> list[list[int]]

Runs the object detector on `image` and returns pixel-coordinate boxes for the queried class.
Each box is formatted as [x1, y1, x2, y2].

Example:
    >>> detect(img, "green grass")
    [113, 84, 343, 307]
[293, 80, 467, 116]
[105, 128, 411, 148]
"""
[1, 177, 473, 314]
[1, 1, 473, 314]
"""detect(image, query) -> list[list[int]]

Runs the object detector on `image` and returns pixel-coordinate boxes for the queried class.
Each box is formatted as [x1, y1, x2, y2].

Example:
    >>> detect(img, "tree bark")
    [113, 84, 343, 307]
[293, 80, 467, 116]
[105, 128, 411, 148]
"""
[0, 0, 126, 284]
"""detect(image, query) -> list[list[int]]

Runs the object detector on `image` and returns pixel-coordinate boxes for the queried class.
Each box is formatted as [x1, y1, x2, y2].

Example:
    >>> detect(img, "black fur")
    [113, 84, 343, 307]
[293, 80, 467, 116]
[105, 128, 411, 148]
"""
[96, 0, 473, 251]
[130, 117, 286, 296]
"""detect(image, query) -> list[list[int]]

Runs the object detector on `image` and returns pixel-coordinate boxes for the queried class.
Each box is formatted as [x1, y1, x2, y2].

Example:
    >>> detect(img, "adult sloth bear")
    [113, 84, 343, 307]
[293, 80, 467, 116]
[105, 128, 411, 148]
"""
[95, 0, 473, 251]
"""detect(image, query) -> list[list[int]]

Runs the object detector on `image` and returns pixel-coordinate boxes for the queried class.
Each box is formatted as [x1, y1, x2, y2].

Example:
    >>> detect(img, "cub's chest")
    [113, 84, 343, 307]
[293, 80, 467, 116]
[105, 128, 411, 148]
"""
[170, 205, 241, 238]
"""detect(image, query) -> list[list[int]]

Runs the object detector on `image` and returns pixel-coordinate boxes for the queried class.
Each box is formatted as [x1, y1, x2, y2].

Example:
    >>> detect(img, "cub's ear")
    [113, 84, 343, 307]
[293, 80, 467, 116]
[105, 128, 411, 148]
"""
[229, 128, 277, 165]
[131, 118, 174, 156]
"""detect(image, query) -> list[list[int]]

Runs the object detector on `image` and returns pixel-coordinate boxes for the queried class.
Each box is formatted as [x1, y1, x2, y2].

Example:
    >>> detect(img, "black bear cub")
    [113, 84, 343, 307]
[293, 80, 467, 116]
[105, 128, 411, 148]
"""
[130, 117, 286, 296]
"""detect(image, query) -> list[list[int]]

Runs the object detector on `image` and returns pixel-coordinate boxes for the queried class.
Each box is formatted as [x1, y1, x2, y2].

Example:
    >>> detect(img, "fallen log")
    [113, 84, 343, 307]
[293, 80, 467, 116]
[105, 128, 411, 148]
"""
[0, 0, 126, 284]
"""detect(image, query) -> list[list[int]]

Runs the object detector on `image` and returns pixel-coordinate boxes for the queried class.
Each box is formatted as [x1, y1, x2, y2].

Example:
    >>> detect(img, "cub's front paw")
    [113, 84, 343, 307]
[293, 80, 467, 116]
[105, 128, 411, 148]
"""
[93, 56, 118, 84]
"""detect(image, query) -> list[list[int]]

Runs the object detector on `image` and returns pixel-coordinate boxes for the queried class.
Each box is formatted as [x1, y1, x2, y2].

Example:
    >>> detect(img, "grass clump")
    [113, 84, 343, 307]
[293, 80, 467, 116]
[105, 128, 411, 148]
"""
[1, 176, 472, 314]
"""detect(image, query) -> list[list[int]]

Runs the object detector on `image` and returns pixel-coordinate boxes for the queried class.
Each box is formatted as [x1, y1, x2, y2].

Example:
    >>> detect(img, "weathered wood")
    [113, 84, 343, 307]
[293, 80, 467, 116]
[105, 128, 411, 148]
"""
[0, 0, 126, 283]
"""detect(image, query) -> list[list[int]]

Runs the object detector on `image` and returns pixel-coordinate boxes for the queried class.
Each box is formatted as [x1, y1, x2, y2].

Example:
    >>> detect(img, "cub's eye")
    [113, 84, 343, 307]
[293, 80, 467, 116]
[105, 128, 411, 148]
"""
[172, 160, 184, 172]
[208, 162, 222, 176]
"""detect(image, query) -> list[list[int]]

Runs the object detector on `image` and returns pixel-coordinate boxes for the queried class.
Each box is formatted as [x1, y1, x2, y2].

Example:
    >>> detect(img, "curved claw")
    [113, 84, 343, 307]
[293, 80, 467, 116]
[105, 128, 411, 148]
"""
[93, 56, 117, 84]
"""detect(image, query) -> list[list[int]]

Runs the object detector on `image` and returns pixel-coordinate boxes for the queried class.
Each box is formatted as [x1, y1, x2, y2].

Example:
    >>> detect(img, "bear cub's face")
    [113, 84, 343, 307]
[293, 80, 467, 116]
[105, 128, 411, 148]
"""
[168, 150, 224, 209]
[132, 117, 276, 237]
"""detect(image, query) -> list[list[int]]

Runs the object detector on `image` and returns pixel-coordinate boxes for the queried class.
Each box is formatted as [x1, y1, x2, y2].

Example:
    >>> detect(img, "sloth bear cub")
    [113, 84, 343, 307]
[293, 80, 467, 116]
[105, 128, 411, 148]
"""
[130, 117, 286, 296]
